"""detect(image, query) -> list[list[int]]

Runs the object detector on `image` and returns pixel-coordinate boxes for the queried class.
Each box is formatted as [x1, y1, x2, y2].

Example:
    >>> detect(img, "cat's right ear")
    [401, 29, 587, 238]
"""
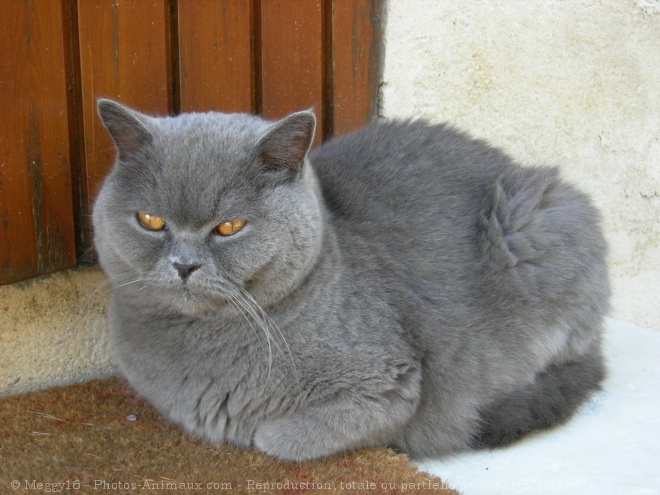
[97, 99, 153, 159]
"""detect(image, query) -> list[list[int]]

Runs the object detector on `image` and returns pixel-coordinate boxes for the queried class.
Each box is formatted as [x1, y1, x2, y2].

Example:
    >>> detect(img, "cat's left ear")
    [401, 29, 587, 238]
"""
[257, 111, 316, 178]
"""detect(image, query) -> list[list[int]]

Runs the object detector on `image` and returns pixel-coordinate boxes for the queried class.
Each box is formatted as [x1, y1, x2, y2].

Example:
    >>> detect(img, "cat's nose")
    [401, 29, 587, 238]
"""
[172, 261, 201, 280]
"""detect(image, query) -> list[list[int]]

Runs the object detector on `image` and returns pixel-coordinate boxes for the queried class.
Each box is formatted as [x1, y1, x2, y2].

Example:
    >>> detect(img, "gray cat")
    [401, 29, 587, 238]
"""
[93, 99, 609, 461]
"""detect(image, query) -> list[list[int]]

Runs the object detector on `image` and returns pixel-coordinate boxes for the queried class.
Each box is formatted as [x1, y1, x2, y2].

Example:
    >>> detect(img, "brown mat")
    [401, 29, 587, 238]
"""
[0, 378, 459, 494]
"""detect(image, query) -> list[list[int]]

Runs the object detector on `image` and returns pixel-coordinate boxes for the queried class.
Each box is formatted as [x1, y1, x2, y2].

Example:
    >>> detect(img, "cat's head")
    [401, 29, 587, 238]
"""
[92, 99, 323, 316]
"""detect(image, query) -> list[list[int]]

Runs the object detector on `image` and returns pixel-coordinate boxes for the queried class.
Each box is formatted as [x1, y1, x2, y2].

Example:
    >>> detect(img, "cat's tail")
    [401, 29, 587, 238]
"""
[472, 344, 605, 448]
[477, 166, 609, 306]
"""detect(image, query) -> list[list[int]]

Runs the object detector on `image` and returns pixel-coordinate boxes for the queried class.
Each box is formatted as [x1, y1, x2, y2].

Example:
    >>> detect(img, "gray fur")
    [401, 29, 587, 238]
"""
[93, 99, 609, 461]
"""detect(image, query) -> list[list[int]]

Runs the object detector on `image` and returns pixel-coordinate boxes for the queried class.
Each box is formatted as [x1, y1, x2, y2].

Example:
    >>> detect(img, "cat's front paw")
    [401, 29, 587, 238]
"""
[254, 419, 332, 462]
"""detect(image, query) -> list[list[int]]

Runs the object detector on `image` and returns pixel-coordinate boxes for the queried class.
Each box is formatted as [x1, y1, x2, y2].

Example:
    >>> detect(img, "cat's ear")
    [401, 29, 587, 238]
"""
[256, 111, 316, 178]
[97, 99, 153, 159]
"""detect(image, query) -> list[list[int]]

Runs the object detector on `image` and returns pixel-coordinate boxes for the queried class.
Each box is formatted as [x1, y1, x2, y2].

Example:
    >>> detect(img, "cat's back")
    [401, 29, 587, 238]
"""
[308, 119, 517, 278]
[309, 119, 608, 315]
[309, 119, 512, 224]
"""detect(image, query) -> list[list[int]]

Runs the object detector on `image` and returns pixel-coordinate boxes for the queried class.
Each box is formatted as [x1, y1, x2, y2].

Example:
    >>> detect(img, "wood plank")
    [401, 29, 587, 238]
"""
[330, 0, 383, 136]
[0, 0, 77, 284]
[177, 0, 254, 113]
[77, 0, 171, 228]
[259, 0, 325, 146]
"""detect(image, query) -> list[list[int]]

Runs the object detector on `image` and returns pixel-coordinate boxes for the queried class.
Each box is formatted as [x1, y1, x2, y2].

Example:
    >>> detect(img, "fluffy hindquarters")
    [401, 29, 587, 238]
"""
[472, 165, 609, 446]
[478, 166, 609, 307]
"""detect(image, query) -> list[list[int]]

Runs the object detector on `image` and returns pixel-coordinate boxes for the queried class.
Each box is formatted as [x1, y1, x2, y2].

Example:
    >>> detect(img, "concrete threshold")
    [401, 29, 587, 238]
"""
[0, 266, 118, 397]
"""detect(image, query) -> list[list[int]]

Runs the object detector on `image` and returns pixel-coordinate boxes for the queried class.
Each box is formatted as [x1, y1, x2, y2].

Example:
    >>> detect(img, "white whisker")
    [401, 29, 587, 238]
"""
[234, 285, 300, 388]
[235, 290, 283, 355]
[113, 280, 143, 289]
[228, 294, 272, 380]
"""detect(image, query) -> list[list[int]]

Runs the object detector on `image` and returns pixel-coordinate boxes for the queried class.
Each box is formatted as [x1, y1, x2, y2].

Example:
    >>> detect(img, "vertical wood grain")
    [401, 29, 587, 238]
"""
[177, 0, 254, 113]
[330, 0, 383, 136]
[61, 0, 88, 262]
[77, 0, 171, 231]
[0, 0, 77, 284]
[259, 0, 325, 146]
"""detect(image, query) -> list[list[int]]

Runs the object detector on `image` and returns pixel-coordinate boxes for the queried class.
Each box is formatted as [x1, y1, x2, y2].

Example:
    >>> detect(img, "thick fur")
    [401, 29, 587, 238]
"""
[93, 100, 610, 461]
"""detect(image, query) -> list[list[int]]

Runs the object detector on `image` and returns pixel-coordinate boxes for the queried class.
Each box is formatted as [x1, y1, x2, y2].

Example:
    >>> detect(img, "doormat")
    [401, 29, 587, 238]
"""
[0, 377, 459, 494]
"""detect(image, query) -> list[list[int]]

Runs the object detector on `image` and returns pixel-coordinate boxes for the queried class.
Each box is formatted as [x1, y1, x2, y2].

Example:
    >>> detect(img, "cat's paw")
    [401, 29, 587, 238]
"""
[254, 420, 306, 461]
[253, 419, 333, 462]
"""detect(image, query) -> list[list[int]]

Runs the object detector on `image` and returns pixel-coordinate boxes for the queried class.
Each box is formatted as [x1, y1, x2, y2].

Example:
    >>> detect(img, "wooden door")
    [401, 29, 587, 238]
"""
[0, 0, 383, 285]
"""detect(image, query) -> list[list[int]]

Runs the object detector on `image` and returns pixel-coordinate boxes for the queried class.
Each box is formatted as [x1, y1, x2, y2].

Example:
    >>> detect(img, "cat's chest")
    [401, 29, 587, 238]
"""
[116, 313, 289, 388]
[112, 311, 297, 443]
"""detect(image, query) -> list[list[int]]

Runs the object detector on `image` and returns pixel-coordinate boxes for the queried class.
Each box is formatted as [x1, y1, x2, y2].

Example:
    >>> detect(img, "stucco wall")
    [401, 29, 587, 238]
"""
[381, 0, 660, 329]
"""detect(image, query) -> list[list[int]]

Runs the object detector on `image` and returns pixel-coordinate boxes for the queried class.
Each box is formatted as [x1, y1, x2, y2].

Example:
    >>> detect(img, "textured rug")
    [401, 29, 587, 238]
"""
[0, 378, 458, 494]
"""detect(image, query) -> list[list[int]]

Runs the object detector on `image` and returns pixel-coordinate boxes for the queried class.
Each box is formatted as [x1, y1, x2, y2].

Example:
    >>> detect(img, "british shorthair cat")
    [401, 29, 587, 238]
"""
[93, 99, 609, 461]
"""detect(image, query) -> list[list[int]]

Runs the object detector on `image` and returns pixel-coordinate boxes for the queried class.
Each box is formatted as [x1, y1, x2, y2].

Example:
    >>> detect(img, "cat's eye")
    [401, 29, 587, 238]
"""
[136, 211, 166, 231]
[216, 219, 246, 236]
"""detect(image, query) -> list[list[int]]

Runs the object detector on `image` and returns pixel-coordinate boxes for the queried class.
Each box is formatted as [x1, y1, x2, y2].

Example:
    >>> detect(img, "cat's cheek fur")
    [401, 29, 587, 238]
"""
[242, 170, 325, 304]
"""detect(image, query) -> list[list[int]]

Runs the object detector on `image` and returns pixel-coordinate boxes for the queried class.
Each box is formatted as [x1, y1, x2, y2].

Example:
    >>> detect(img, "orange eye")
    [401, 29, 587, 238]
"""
[136, 211, 166, 231]
[216, 219, 246, 236]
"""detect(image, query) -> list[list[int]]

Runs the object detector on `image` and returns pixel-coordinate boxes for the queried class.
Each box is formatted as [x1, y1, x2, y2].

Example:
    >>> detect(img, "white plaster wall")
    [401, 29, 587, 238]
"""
[381, 0, 660, 329]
